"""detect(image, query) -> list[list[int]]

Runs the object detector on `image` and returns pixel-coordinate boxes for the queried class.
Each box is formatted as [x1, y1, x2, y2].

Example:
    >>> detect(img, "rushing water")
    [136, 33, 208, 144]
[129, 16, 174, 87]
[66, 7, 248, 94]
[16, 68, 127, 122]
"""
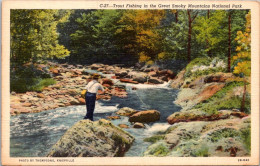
[10, 79, 181, 157]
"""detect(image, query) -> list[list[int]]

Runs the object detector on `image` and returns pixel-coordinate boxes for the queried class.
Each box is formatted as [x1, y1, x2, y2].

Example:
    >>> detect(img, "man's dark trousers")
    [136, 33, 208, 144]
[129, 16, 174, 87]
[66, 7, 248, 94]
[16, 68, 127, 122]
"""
[84, 92, 96, 121]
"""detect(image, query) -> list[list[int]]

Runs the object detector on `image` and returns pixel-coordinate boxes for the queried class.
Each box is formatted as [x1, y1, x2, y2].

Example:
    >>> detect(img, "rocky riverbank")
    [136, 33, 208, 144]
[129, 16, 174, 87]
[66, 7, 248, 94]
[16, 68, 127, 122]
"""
[142, 68, 251, 157]
[10, 62, 175, 115]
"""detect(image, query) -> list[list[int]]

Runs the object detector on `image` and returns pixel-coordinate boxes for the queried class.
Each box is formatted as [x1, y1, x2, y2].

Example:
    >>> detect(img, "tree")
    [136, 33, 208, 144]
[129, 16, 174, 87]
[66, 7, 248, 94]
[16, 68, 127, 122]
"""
[158, 10, 188, 60]
[232, 11, 251, 112]
[57, 9, 94, 63]
[187, 10, 198, 62]
[11, 10, 70, 67]
[118, 10, 166, 63]
[194, 10, 227, 58]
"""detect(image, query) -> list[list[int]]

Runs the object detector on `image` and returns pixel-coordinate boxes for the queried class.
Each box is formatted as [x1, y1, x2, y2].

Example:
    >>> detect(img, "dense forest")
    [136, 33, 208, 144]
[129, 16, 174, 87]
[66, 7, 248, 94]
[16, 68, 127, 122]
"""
[10, 9, 250, 92]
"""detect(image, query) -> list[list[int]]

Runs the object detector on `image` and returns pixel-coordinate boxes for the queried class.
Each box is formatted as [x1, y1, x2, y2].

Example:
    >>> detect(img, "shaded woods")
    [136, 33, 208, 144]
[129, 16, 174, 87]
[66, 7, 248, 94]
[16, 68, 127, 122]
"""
[10, 9, 250, 94]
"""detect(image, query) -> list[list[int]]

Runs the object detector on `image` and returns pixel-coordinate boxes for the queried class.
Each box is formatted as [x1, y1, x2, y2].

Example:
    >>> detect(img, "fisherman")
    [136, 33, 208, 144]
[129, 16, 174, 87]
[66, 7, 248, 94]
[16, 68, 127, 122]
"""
[84, 73, 104, 121]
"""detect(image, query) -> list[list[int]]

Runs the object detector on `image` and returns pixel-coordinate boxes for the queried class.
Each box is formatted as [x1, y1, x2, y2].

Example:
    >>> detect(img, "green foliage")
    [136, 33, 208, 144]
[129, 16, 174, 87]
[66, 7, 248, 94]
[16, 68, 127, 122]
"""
[184, 57, 227, 78]
[11, 77, 56, 93]
[111, 133, 130, 145]
[11, 10, 70, 93]
[30, 78, 56, 92]
[192, 146, 209, 157]
[240, 126, 251, 152]
[185, 57, 211, 74]
[208, 128, 240, 142]
[147, 142, 170, 156]
[194, 11, 226, 56]
[206, 81, 244, 100]
[143, 135, 165, 143]
[11, 10, 70, 66]
[159, 10, 189, 60]
[194, 81, 251, 114]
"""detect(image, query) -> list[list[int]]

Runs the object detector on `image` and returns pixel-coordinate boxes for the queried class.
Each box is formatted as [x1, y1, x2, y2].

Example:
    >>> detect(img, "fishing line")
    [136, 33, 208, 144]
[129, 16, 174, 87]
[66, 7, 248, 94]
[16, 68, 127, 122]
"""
[135, 89, 149, 109]
[112, 77, 149, 109]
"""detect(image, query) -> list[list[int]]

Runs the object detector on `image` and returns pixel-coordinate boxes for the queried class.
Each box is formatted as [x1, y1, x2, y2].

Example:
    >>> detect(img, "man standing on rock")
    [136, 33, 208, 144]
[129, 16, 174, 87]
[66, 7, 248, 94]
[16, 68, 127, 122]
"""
[84, 73, 104, 121]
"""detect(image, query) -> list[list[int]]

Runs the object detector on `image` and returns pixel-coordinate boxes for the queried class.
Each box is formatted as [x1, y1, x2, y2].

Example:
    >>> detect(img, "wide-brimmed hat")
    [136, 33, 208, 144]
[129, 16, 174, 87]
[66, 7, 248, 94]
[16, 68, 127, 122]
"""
[92, 73, 100, 79]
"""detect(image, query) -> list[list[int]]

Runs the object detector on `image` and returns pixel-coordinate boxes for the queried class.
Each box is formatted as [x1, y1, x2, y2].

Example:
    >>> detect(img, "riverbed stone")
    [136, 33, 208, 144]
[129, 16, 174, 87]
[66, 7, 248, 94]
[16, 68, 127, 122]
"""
[37, 93, 45, 98]
[106, 116, 121, 120]
[118, 124, 129, 128]
[129, 110, 160, 123]
[133, 122, 145, 128]
[47, 119, 134, 157]
[116, 107, 137, 116]
[148, 78, 163, 84]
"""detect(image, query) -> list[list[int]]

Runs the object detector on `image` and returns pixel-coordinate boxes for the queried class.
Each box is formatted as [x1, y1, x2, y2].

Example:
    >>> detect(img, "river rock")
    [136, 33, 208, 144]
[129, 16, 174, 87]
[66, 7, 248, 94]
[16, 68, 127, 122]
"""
[133, 76, 147, 83]
[129, 110, 160, 123]
[78, 98, 86, 104]
[90, 63, 103, 70]
[47, 119, 134, 157]
[106, 116, 121, 120]
[102, 78, 114, 86]
[37, 93, 45, 98]
[105, 66, 115, 71]
[167, 110, 230, 125]
[116, 107, 137, 116]
[67, 89, 78, 96]
[133, 122, 145, 128]
[70, 99, 80, 105]
[148, 71, 157, 77]
[148, 78, 163, 84]
[50, 68, 59, 75]
[120, 79, 138, 84]
[118, 124, 129, 128]
[22, 103, 32, 107]
[115, 71, 128, 78]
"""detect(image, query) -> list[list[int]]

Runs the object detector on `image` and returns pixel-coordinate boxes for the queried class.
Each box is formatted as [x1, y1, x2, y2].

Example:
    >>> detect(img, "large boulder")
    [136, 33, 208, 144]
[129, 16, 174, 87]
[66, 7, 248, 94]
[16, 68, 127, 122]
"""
[116, 107, 137, 116]
[167, 110, 232, 125]
[47, 119, 134, 157]
[129, 110, 160, 123]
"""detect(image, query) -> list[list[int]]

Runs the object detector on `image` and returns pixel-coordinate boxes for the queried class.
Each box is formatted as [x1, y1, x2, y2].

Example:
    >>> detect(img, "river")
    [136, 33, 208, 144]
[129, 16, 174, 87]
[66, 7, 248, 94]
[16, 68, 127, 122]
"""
[10, 79, 181, 157]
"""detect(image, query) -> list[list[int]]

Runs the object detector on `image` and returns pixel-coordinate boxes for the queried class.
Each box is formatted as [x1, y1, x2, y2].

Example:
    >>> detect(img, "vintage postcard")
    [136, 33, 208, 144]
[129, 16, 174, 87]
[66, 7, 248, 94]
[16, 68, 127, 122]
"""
[1, 0, 259, 165]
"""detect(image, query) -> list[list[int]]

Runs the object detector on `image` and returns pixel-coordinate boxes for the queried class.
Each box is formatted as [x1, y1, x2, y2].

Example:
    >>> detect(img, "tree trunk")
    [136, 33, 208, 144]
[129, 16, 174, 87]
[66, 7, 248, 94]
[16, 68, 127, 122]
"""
[207, 10, 211, 57]
[187, 10, 192, 62]
[175, 11, 178, 23]
[228, 12, 232, 72]
[187, 10, 198, 62]
[240, 78, 247, 112]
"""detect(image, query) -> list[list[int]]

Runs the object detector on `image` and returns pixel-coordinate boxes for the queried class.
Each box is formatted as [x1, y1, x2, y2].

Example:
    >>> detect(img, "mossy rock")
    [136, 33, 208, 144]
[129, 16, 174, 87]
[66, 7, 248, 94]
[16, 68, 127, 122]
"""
[144, 135, 165, 143]
[47, 119, 134, 157]
[143, 141, 170, 157]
